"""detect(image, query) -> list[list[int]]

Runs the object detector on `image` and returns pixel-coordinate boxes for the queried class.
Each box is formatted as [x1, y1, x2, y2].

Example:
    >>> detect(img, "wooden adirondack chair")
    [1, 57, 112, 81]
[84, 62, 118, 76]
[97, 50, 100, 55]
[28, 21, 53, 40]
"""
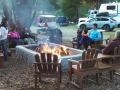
[68, 48, 100, 89]
[33, 53, 61, 90]
[68, 48, 113, 89]
[111, 45, 120, 77]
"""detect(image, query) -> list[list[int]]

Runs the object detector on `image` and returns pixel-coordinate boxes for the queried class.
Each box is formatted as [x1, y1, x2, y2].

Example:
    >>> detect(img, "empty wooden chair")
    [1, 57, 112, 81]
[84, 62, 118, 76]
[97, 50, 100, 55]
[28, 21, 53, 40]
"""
[68, 48, 113, 89]
[68, 48, 100, 89]
[33, 53, 61, 90]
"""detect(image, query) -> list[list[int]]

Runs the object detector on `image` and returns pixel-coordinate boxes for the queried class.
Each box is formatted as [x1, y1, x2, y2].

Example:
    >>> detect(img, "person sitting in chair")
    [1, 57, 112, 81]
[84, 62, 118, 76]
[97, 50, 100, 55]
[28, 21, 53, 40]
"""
[9, 27, 20, 46]
[102, 30, 120, 55]
[22, 27, 36, 44]
[87, 23, 101, 49]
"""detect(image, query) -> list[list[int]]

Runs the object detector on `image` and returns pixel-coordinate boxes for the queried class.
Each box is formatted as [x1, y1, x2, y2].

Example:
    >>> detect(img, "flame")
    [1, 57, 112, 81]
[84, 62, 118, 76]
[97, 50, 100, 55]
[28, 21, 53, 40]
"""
[41, 43, 68, 57]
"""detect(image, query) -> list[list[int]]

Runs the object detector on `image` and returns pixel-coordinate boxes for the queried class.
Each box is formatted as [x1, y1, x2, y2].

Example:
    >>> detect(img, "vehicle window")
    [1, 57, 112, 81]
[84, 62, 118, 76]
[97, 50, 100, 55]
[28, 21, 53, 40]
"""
[96, 18, 100, 21]
[107, 6, 115, 10]
[111, 18, 116, 21]
[89, 15, 94, 18]
[89, 18, 96, 22]
[80, 20, 85, 22]
[101, 18, 109, 21]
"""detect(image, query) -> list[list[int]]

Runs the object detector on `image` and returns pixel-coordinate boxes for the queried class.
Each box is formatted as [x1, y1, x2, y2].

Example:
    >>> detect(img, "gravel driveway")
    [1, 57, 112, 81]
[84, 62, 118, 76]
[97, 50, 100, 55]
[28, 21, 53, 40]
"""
[30, 26, 77, 40]
[30, 25, 109, 41]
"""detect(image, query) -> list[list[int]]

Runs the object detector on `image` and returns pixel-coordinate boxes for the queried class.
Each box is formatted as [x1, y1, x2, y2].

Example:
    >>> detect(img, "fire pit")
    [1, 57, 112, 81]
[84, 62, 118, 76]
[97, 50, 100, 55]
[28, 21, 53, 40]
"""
[16, 43, 83, 71]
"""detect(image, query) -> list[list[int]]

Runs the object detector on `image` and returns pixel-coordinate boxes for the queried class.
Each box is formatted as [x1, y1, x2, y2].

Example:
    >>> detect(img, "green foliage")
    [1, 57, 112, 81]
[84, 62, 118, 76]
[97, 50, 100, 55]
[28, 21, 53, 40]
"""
[50, 0, 60, 9]
[56, 0, 63, 8]
[79, 4, 90, 17]
[117, 0, 120, 2]
[62, 0, 81, 20]
[54, 9, 63, 16]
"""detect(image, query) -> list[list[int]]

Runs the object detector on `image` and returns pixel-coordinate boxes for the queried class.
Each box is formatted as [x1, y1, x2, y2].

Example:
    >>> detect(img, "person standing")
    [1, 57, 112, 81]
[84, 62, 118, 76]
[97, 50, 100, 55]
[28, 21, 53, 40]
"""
[87, 23, 101, 49]
[0, 21, 8, 61]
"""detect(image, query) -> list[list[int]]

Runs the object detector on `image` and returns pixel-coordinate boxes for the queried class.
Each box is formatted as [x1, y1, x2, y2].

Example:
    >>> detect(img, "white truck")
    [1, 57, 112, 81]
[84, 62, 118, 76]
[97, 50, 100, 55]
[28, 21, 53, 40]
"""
[99, 2, 120, 27]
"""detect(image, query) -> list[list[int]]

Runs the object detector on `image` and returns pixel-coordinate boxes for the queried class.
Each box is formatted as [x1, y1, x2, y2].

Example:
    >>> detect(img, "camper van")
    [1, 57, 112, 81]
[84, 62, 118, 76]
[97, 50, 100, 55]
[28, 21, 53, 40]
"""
[37, 15, 56, 27]
[99, 2, 120, 27]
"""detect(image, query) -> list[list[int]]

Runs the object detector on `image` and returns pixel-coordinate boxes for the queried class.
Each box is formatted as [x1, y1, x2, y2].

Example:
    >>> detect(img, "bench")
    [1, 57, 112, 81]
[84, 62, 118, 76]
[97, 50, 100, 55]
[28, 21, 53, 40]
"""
[71, 29, 105, 49]
[71, 38, 102, 49]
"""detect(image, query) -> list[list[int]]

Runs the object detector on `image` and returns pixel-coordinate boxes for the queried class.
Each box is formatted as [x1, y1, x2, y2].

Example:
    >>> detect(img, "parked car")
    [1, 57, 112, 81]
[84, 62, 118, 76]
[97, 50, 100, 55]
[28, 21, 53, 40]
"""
[77, 17, 117, 31]
[96, 12, 110, 17]
[78, 18, 90, 23]
[78, 14, 96, 23]
[56, 16, 69, 26]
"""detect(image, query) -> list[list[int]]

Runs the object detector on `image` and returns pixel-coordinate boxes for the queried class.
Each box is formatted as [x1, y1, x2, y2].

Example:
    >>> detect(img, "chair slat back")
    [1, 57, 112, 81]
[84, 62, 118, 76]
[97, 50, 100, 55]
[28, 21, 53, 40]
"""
[82, 48, 98, 60]
[114, 47, 118, 55]
[47, 53, 52, 71]
[113, 46, 120, 64]
[53, 55, 58, 71]
[35, 53, 58, 72]
[86, 49, 91, 59]
[41, 53, 47, 71]
[117, 46, 120, 55]
[81, 59, 96, 69]
[81, 49, 98, 69]
[35, 54, 42, 71]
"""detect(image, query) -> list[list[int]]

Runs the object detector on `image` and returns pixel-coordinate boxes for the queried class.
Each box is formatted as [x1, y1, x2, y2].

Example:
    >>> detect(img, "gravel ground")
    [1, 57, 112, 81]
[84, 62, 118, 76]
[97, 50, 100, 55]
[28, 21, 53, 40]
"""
[0, 26, 119, 90]
[0, 41, 120, 90]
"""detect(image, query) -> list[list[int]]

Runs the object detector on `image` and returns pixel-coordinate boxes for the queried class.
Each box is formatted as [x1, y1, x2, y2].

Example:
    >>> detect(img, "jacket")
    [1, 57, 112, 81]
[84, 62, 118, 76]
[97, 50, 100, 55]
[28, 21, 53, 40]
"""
[9, 31, 20, 39]
[102, 39, 120, 55]
[88, 28, 101, 40]
[80, 34, 88, 44]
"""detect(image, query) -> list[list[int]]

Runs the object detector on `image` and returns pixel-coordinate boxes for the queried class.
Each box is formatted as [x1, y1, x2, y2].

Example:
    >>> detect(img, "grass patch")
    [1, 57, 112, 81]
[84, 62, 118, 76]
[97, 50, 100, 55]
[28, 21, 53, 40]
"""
[103, 28, 120, 36]
[58, 24, 78, 30]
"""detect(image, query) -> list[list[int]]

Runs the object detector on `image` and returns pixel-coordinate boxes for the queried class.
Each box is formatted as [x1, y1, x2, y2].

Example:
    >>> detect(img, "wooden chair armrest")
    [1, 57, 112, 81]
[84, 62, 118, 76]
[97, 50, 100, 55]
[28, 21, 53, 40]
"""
[58, 59, 61, 63]
[111, 55, 120, 59]
[79, 59, 101, 63]
[33, 62, 61, 65]
[68, 59, 79, 63]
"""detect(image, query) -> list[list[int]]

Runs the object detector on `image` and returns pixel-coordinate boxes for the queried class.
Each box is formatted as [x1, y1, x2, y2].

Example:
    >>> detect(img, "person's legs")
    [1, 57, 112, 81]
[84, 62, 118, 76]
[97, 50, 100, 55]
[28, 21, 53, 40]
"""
[1, 39, 8, 61]
[87, 37, 95, 48]
[24, 38, 31, 44]
[13, 39, 18, 45]
[20, 39, 24, 45]
[13, 39, 20, 45]
[28, 38, 36, 44]
[17, 38, 20, 45]
[77, 41, 81, 49]
[87, 37, 92, 46]
[83, 42, 88, 50]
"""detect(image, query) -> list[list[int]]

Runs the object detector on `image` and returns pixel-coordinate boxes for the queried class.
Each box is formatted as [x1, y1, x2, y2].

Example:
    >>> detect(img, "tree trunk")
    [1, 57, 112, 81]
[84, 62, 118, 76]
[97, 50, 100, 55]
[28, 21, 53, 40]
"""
[2, 0, 38, 33]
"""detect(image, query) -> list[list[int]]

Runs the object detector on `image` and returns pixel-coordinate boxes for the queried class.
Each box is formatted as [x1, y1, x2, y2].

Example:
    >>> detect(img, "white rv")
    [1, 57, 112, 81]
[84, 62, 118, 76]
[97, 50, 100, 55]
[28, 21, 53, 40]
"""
[99, 2, 120, 27]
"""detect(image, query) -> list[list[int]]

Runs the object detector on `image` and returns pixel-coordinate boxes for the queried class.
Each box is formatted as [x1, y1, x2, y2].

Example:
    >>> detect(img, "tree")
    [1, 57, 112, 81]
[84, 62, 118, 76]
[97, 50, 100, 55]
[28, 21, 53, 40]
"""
[62, 0, 81, 20]
[1, 0, 38, 31]
[79, 4, 90, 17]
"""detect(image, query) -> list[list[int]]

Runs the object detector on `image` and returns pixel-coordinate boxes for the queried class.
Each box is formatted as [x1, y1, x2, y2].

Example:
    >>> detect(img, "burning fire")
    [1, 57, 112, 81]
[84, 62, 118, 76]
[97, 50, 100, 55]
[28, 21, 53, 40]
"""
[35, 43, 69, 57]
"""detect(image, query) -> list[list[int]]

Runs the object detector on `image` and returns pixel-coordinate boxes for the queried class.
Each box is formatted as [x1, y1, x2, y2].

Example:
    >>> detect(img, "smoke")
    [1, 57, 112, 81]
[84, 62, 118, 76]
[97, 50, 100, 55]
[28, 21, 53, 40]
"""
[38, 0, 56, 14]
